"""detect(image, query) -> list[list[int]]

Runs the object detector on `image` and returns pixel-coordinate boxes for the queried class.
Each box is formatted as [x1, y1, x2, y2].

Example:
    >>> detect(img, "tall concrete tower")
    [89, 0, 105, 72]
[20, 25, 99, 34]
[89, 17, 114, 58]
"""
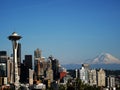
[8, 32, 22, 89]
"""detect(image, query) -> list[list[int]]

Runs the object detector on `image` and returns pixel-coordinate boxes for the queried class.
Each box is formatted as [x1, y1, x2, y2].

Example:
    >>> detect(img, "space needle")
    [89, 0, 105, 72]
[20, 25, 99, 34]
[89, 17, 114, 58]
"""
[8, 32, 22, 89]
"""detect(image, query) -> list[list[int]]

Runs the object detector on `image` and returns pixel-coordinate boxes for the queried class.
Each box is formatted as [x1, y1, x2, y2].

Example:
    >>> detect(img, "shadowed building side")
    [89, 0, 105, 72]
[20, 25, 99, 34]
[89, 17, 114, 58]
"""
[17, 43, 21, 78]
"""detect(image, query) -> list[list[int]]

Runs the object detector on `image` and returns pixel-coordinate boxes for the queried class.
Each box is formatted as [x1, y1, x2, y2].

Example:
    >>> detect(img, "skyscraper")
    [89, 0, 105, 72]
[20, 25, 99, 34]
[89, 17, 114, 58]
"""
[34, 49, 46, 80]
[97, 68, 106, 87]
[0, 51, 8, 85]
[79, 64, 89, 84]
[20, 55, 32, 83]
[107, 75, 115, 88]
[0, 51, 7, 56]
[46, 58, 53, 82]
[48, 56, 59, 81]
[25, 55, 32, 69]
[89, 69, 97, 86]
[29, 69, 34, 85]
[20, 63, 27, 83]
[25, 55, 33, 83]
[17, 43, 21, 77]
[34, 48, 41, 58]
[7, 56, 13, 84]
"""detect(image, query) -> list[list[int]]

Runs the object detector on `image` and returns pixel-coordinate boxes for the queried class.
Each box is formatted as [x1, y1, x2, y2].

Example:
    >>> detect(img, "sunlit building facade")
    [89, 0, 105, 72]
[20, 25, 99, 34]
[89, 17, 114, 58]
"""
[89, 69, 97, 86]
[97, 68, 106, 87]
[79, 64, 89, 84]
[34, 48, 46, 80]
[107, 75, 115, 88]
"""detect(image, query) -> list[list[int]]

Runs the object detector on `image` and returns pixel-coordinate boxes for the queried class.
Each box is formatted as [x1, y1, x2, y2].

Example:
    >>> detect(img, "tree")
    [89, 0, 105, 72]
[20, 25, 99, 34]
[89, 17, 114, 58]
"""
[59, 84, 66, 90]
[67, 79, 75, 90]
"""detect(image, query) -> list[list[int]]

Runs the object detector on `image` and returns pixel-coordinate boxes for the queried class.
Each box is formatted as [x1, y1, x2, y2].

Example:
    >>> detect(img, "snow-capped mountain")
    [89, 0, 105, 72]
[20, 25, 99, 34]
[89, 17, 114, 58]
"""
[63, 53, 120, 70]
[86, 53, 120, 64]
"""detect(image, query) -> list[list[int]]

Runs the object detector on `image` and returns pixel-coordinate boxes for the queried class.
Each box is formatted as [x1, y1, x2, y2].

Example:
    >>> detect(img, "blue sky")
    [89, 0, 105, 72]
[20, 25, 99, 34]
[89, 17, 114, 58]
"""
[0, 0, 120, 64]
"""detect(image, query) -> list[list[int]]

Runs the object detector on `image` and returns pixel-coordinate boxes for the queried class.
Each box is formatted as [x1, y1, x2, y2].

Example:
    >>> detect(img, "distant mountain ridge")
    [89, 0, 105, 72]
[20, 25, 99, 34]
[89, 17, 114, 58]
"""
[62, 53, 120, 70]
[62, 64, 120, 70]
[85, 53, 120, 64]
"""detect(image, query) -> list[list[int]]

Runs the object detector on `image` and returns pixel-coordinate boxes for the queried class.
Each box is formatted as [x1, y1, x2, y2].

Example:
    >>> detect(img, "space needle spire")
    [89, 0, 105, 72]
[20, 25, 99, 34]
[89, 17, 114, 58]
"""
[8, 32, 22, 89]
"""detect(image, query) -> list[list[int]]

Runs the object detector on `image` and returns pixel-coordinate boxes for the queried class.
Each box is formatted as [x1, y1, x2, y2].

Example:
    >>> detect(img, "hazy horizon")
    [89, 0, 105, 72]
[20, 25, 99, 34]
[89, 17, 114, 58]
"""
[0, 0, 120, 64]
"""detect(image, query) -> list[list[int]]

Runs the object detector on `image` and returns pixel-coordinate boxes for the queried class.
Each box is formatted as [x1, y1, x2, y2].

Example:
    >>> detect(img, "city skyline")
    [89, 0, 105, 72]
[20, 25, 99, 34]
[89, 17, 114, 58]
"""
[0, 0, 120, 64]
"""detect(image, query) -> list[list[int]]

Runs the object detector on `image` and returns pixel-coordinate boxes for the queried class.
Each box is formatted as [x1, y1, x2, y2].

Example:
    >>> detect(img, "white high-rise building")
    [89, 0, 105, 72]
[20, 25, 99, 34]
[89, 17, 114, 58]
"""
[107, 75, 115, 88]
[79, 64, 89, 84]
[89, 69, 97, 86]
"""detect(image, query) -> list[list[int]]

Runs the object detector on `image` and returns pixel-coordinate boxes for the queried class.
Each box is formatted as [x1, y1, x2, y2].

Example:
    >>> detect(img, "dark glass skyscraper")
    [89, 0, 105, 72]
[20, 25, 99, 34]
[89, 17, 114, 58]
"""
[0, 51, 7, 77]
[20, 55, 32, 83]
[25, 55, 32, 69]
[17, 43, 21, 76]
[0, 51, 7, 56]
[0, 51, 7, 85]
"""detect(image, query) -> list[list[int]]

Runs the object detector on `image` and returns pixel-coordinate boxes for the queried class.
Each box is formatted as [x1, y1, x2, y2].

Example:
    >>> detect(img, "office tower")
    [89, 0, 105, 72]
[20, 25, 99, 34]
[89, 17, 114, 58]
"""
[20, 55, 32, 83]
[25, 55, 32, 69]
[97, 68, 106, 87]
[0, 51, 12, 84]
[8, 32, 22, 89]
[79, 64, 89, 84]
[23, 55, 32, 83]
[34, 49, 46, 80]
[39, 57, 46, 76]
[7, 57, 13, 84]
[107, 75, 115, 88]
[89, 69, 97, 86]
[29, 69, 34, 85]
[45, 59, 53, 82]
[17, 43, 21, 77]
[0, 51, 7, 56]
[0, 51, 8, 85]
[80, 66, 88, 84]
[20, 63, 27, 83]
[48, 56, 59, 81]
[34, 48, 41, 58]
[115, 76, 120, 88]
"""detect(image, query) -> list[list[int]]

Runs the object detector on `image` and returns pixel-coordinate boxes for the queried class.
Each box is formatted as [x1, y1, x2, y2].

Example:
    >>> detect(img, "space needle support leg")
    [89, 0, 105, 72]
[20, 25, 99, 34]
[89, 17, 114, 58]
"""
[12, 40, 19, 89]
